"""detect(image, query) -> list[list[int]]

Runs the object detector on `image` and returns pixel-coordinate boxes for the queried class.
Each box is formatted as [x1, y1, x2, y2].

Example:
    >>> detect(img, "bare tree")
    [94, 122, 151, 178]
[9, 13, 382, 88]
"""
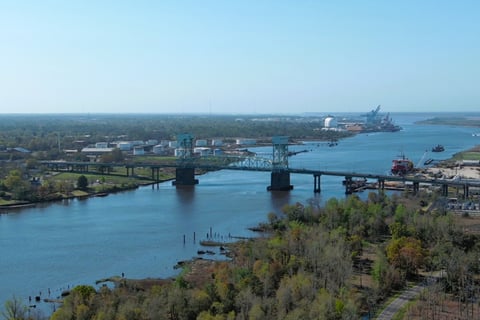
[2, 296, 27, 320]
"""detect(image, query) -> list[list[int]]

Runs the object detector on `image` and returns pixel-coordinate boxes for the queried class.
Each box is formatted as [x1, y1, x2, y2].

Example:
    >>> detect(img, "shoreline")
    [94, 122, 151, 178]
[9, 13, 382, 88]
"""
[0, 179, 173, 213]
[2, 152, 479, 214]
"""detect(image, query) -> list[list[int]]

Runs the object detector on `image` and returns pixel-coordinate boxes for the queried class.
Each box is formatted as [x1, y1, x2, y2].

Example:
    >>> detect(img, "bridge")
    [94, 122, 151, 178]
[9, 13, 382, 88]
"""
[42, 135, 480, 198]
[43, 158, 480, 198]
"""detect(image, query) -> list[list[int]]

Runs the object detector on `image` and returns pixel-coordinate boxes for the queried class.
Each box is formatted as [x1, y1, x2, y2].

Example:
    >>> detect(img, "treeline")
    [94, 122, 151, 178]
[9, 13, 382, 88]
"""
[6, 191, 476, 319]
[0, 114, 352, 155]
[416, 116, 480, 127]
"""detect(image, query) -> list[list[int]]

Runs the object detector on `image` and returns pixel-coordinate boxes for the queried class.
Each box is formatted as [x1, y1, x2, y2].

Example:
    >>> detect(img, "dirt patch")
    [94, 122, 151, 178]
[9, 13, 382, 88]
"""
[452, 214, 480, 234]
[182, 259, 219, 288]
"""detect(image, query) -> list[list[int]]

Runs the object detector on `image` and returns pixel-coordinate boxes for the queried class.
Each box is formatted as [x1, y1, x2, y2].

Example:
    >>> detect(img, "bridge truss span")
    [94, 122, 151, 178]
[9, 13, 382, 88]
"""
[42, 159, 480, 198]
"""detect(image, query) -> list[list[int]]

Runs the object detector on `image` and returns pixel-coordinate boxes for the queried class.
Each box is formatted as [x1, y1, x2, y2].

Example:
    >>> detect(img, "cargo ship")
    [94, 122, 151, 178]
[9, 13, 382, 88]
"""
[391, 154, 414, 175]
[344, 105, 401, 133]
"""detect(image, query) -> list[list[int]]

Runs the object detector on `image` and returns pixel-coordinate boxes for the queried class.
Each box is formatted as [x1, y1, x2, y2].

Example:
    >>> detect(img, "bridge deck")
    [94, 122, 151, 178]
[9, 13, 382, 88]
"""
[42, 160, 480, 189]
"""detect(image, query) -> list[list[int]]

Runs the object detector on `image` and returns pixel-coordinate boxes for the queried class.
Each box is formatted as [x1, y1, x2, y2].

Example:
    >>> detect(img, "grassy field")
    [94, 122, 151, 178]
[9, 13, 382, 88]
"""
[450, 145, 480, 161]
[49, 172, 147, 185]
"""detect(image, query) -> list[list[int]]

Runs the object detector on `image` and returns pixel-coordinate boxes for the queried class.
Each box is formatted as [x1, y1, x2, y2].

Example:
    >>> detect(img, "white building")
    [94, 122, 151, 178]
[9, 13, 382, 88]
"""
[132, 140, 144, 146]
[174, 148, 187, 157]
[153, 144, 166, 155]
[95, 142, 109, 148]
[236, 138, 256, 145]
[195, 139, 207, 147]
[211, 139, 223, 147]
[82, 147, 115, 154]
[194, 147, 211, 156]
[146, 139, 158, 146]
[133, 146, 145, 156]
[118, 142, 133, 151]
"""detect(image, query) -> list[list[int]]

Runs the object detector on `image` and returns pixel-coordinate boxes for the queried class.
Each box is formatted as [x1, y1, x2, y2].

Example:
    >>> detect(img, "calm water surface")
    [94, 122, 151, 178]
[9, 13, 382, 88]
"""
[1, 112, 479, 314]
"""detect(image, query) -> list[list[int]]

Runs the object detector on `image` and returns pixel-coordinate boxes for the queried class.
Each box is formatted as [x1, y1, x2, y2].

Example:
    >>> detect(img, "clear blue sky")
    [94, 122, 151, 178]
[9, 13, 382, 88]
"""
[1, 0, 479, 114]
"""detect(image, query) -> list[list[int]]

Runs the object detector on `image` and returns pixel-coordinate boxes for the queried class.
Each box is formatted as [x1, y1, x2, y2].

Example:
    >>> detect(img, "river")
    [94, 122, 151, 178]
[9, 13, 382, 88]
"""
[1, 112, 479, 316]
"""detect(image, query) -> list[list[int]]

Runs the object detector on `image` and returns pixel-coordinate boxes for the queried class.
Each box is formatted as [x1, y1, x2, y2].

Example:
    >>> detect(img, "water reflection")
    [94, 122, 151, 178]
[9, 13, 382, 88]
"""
[175, 186, 195, 204]
[270, 190, 291, 213]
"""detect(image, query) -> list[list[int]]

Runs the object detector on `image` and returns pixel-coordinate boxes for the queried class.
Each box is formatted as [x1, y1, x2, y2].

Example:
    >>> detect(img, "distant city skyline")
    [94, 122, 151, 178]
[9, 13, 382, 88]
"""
[1, 1, 479, 114]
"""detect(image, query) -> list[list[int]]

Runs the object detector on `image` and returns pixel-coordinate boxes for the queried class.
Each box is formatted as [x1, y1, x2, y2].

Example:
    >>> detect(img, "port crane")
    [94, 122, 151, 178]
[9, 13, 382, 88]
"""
[363, 105, 381, 125]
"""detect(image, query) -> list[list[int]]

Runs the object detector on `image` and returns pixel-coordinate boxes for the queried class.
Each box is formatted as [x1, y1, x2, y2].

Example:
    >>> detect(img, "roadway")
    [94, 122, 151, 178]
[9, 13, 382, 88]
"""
[42, 159, 480, 193]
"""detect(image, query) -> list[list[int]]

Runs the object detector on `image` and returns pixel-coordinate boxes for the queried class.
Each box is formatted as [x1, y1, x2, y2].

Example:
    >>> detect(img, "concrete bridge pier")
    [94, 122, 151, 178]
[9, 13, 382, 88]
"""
[151, 167, 160, 181]
[441, 184, 449, 197]
[413, 182, 420, 194]
[464, 184, 469, 199]
[173, 168, 199, 186]
[268, 170, 293, 191]
[313, 174, 321, 193]
[344, 176, 353, 194]
[151, 167, 161, 189]
[98, 166, 111, 175]
[378, 179, 385, 190]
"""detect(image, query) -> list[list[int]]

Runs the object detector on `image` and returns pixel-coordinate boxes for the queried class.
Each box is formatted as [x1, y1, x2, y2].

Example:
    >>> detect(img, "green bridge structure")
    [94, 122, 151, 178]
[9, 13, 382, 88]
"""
[43, 135, 480, 198]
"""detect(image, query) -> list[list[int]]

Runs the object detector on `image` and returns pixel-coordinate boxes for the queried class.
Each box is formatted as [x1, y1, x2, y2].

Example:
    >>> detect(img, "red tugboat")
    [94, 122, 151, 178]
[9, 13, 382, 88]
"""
[391, 154, 414, 175]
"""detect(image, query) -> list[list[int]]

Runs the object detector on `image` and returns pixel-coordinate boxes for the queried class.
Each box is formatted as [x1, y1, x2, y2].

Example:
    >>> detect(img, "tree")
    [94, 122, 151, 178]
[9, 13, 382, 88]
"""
[77, 175, 89, 191]
[386, 237, 425, 279]
[3, 169, 32, 200]
[101, 148, 124, 163]
[2, 296, 27, 320]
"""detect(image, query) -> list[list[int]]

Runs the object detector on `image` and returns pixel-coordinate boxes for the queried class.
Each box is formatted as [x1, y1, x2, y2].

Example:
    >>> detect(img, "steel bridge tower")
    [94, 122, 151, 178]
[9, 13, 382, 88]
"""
[268, 136, 293, 191]
[176, 133, 194, 160]
[172, 133, 198, 186]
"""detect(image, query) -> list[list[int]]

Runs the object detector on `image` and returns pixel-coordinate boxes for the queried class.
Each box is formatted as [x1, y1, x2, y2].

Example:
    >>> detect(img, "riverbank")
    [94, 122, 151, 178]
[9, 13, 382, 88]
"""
[0, 179, 163, 213]
[422, 145, 480, 179]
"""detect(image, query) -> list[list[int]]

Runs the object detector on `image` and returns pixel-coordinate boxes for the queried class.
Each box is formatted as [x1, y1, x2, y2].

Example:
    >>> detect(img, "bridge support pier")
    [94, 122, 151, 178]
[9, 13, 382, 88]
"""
[173, 168, 199, 186]
[126, 166, 135, 177]
[313, 174, 321, 193]
[344, 177, 353, 194]
[268, 171, 293, 191]
[441, 184, 449, 197]
[464, 184, 469, 199]
[413, 182, 419, 194]
[378, 179, 385, 190]
[151, 167, 160, 181]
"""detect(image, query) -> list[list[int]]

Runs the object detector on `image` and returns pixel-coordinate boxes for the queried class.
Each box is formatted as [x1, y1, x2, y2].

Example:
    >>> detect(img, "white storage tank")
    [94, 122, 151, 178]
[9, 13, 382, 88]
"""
[324, 116, 338, 128]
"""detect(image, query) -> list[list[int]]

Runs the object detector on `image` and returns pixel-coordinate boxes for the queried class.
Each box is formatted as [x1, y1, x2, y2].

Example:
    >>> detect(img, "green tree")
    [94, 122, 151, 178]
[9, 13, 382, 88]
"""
[386, 236, 425, 279]
[101, 148, 124, 163]
[77, 175, 89, 191]
[3, 169, 32, 200]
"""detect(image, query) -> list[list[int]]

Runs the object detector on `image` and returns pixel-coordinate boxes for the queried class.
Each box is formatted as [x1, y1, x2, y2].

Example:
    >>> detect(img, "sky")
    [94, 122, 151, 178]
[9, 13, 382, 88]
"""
[0, 0, 479, 114]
